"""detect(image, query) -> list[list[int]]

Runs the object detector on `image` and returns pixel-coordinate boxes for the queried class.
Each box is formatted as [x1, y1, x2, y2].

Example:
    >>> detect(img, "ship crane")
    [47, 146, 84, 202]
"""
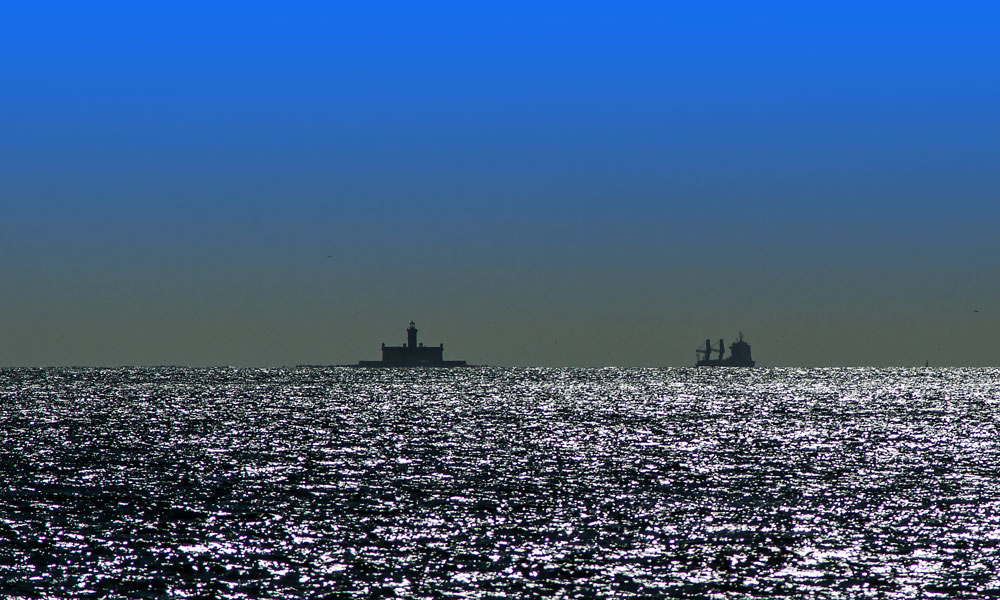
[695, 339, 725, 361]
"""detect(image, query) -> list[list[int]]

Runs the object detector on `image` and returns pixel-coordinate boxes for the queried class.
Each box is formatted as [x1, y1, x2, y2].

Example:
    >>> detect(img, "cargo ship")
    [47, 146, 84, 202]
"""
[695, 333, 755, 367]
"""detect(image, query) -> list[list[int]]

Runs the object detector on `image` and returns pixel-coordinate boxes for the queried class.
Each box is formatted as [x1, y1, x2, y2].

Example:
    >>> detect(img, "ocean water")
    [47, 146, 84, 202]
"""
[2, 367, 1000, 598]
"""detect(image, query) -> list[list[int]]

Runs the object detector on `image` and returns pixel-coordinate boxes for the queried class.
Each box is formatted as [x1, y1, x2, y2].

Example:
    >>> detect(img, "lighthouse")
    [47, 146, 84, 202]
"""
[407, 321, 418, 348]
[357, 321, 467, 366]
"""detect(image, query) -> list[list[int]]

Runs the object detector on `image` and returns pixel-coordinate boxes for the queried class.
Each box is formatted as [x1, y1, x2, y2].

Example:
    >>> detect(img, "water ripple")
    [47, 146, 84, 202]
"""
[2, 367, 999, 597]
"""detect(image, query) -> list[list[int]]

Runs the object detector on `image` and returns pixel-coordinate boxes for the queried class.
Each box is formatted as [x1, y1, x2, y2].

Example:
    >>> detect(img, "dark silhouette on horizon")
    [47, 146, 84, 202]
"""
[695, 333, 755, 367]
[358, 321, 467, 367]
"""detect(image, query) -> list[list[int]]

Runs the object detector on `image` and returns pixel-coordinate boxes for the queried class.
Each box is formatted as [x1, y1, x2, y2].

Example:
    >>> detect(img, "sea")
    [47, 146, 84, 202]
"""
[2, 367, 999, 599]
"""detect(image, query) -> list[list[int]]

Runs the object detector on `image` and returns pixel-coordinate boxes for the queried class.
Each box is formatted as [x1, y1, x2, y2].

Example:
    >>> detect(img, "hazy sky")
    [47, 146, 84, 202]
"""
[1, 2, 998, 367]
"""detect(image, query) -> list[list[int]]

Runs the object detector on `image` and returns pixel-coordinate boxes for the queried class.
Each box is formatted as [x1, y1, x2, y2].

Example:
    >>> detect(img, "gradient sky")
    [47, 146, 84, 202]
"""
[1, 2, 998, 367]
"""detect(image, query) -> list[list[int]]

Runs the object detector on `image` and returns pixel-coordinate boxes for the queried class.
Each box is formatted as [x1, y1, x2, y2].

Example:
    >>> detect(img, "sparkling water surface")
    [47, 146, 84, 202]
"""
[2, 367, 1000, 598]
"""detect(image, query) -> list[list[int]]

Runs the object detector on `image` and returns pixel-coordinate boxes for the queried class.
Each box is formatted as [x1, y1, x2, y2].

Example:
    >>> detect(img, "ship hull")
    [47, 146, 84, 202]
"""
[695, 359, 755, 367]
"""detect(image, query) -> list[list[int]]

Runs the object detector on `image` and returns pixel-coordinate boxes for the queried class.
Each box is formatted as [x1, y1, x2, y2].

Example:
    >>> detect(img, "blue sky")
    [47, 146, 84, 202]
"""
[1, 1, 998, 366]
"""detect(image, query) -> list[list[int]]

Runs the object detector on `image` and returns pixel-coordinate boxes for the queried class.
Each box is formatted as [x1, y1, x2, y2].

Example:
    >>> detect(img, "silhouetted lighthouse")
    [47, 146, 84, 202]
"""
[407, 321, 418, 348]
[357, 321, 467, 366]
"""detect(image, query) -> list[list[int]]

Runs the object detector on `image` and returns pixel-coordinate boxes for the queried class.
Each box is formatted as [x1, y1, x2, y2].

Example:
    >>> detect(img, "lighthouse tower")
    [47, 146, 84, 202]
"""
[407, 321, 418, 348]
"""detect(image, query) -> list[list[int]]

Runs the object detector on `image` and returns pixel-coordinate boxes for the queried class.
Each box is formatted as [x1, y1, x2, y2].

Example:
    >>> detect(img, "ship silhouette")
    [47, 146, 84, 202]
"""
[695, 333, 755, 367]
